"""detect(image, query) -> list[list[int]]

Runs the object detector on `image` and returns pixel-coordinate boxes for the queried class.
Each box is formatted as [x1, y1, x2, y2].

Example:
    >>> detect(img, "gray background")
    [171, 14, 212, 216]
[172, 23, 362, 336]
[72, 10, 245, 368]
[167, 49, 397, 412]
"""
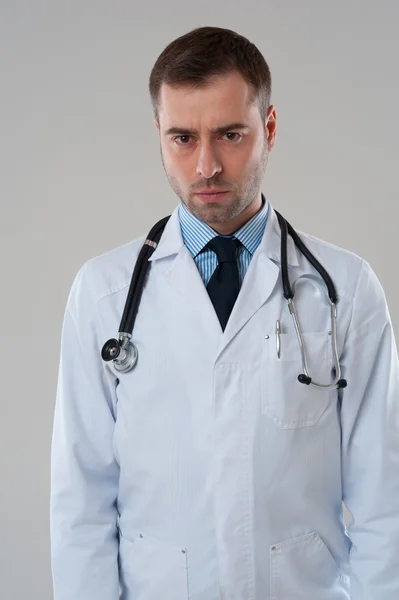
[1, 1, 398, 598]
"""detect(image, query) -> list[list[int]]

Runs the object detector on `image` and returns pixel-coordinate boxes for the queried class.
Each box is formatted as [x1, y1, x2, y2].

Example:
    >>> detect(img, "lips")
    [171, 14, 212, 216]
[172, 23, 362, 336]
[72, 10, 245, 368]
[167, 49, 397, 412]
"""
[196, 191, 229, 202]
[197, 190, 227, 194]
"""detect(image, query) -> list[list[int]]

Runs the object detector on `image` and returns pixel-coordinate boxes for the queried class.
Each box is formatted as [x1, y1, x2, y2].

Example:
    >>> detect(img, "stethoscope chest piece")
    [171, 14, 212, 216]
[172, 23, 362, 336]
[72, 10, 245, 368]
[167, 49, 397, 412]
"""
[101, 333, 138, 373]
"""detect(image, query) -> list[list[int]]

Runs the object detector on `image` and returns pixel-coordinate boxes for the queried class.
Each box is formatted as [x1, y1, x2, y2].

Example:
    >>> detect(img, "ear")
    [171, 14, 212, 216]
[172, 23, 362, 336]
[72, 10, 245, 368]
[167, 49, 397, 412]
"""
[265, 106, 277, 151]
[154, 117, 160, 135]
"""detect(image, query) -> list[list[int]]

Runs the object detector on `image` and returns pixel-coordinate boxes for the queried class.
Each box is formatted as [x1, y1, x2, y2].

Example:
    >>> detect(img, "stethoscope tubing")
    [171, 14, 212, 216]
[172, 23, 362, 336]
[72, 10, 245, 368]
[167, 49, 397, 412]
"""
[119, 215, 170, 336]
[274, 210, 337, 304]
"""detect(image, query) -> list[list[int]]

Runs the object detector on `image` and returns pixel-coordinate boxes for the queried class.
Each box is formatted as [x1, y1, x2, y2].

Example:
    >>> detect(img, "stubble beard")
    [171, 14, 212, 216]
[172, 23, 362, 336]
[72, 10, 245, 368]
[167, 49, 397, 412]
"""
[160, 138, 269, 226]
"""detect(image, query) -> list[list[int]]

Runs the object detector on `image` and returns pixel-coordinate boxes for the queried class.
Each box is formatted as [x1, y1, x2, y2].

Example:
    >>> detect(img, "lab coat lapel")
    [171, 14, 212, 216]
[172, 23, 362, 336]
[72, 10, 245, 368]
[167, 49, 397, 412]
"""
[220, 203, 300, 351]
[148, 201, 300, 357]
[148, 205, 223, 351]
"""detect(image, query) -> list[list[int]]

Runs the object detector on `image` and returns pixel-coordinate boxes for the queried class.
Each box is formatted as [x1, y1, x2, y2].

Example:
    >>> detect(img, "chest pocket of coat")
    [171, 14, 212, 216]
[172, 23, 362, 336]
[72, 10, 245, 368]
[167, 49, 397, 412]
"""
[262, 331, 334, 429]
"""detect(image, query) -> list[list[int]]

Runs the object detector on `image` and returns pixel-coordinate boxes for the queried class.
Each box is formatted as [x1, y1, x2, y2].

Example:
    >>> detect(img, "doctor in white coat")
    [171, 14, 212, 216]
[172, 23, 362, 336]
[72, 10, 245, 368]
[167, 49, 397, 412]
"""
[50, 26, 399, 600]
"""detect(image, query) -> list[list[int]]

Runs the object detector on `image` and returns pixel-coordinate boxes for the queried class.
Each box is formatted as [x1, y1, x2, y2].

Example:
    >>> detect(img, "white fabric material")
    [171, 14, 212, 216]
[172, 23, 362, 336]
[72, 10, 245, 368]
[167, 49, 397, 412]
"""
[50, 202, 399, 599]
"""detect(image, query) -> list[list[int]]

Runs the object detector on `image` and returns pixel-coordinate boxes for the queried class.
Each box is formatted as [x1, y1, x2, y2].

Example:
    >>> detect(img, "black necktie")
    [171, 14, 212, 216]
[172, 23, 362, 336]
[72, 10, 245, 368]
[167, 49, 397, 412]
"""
[205, 236, 241, 331]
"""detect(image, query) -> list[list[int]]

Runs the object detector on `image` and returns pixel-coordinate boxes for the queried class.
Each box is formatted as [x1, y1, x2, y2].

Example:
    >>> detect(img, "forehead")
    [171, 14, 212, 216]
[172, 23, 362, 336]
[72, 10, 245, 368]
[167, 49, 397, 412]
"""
[158, 71, 259, 130]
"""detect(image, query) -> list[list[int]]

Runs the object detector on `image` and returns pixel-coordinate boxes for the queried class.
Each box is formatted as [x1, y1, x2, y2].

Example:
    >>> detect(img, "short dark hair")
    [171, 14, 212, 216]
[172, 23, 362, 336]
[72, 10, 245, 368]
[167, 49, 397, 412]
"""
[149, 26, 272, 124]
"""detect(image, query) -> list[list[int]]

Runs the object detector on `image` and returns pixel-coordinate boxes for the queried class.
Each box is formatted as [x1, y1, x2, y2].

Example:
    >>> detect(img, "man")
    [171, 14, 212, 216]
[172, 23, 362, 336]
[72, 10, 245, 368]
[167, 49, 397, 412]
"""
[50, 26, 399, 599]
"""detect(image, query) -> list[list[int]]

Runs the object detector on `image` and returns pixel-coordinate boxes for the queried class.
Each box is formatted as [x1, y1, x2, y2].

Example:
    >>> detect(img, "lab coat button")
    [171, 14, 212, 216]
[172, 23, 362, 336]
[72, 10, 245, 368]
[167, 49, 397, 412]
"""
[265, 335, 270, 339]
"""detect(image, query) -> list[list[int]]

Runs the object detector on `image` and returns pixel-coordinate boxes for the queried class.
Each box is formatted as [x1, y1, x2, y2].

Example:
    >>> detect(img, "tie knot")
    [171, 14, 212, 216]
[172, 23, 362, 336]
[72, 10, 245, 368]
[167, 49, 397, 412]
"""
[205, 236, 241, 263]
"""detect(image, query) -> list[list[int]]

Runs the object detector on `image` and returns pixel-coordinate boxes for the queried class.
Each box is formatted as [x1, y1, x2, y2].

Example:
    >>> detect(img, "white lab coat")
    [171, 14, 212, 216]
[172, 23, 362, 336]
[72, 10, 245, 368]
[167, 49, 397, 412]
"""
[50, 201, 399, 600]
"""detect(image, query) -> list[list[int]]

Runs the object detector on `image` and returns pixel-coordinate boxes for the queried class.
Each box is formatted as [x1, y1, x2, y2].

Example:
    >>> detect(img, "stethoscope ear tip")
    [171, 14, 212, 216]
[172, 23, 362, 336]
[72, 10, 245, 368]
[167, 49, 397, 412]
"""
[298, 374, 312, 385]
[337, 379, 348, 389]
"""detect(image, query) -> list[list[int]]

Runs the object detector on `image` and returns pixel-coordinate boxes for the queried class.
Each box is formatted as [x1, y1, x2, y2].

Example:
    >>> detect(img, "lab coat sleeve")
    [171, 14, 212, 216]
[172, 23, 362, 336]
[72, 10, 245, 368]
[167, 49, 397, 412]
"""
[340, 258, 399, 599]
[50, 262, 120, 600]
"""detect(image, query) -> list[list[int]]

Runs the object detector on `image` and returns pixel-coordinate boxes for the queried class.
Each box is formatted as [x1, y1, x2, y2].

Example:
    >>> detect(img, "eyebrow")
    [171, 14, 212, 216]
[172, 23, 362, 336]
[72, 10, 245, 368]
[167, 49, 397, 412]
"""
[164, 122, 251, 136]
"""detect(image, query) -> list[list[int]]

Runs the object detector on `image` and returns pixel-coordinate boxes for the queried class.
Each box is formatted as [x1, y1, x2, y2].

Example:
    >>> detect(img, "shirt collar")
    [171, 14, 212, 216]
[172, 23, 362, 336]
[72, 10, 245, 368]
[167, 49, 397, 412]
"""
[178, 193, 269, 258]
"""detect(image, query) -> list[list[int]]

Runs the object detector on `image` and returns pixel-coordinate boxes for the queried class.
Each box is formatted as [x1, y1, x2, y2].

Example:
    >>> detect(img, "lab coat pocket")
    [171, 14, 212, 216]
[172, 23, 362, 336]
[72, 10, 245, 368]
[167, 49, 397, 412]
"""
[118, 529, 188, 600]
[270, 531, 350, 599]
[262, 331, 333, 428]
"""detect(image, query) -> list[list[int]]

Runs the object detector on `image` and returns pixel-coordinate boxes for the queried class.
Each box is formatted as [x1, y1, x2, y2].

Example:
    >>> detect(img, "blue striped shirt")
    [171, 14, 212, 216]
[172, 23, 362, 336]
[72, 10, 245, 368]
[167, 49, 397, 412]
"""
[178, 195, 269, 286]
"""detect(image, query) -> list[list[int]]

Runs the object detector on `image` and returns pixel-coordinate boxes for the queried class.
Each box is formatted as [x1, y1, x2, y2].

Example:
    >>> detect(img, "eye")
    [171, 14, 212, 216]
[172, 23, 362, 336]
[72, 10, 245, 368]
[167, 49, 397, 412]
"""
[173, 135, 192, 145]
[223, 132, 242, 142]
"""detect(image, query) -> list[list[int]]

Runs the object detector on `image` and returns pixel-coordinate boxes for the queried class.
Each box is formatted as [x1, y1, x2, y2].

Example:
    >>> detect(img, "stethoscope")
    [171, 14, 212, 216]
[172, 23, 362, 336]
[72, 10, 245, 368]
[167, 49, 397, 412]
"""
[101, 208, 348, 391]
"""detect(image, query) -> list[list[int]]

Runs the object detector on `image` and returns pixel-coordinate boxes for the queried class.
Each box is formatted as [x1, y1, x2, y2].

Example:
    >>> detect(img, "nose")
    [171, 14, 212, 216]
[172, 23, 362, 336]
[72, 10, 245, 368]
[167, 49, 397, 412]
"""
[196, 141, 222, 179]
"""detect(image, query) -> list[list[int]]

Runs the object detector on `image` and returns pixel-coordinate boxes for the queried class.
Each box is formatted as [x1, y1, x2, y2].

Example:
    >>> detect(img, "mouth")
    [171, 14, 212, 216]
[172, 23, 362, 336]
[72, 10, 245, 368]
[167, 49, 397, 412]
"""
[195, 191, 230, 202]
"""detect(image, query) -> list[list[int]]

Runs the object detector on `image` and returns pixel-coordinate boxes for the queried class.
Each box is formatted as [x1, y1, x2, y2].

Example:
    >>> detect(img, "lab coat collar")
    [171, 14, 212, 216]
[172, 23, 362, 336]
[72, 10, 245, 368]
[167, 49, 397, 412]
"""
[148, 198, 300, 268]
[148, 198, 301, 348]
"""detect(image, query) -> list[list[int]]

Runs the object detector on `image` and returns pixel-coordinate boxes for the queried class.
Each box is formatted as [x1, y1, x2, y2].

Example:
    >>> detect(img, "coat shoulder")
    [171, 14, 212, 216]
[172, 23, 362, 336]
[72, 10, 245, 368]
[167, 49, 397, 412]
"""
[69, 235, 147, 309]
[297, 229, 363, 264]
[294, 229, 366, 301]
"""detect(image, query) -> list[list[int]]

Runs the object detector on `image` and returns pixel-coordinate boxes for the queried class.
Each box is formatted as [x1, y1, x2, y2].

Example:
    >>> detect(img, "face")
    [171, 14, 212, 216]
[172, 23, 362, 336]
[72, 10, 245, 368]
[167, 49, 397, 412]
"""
[154, 70, 277, 235]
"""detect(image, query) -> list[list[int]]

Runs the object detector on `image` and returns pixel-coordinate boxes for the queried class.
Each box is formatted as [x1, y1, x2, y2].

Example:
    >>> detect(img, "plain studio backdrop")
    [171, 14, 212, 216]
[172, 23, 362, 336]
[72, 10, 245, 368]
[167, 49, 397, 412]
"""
[1, 1, 398, 598]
